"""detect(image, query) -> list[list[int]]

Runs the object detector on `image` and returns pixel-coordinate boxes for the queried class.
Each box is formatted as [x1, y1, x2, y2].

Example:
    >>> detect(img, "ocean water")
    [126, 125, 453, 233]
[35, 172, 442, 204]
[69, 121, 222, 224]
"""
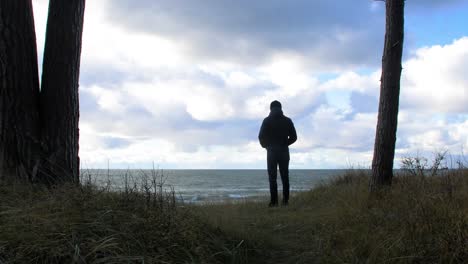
[80, 169, 350, 203]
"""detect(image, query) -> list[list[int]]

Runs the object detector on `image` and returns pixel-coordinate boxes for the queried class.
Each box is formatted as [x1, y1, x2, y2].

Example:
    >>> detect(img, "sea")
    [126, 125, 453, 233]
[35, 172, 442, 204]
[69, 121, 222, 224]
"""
[80, 169, 352, 203]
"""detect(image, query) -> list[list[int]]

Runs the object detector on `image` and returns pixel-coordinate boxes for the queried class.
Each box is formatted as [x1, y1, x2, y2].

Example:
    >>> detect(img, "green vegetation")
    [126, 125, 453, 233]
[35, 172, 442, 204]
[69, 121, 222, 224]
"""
[1, 167, 468, 263]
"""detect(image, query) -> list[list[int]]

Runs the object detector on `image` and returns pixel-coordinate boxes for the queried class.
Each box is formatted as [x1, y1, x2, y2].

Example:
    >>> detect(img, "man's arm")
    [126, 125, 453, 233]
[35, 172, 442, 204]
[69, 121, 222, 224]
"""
[258, 120, 267, 148]
[287, 119, 297, 146]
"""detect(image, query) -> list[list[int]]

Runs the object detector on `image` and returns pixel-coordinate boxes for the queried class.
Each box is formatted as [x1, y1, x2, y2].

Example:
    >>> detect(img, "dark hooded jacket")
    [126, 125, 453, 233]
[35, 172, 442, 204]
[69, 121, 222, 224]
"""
[258, 107, 297, 150]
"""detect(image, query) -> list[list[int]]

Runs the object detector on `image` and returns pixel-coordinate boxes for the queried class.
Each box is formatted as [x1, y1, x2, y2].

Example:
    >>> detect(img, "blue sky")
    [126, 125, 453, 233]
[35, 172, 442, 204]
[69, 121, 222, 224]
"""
[32, 0, 468, 169]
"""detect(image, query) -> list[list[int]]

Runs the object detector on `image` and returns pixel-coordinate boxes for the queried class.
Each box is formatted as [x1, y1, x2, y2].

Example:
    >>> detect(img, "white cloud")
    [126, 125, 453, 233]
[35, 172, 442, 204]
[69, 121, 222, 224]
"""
[76, 34, 467, 168]
[77, 33, 468, 168]
[106, 0, 385, 69]
[320, 71, 381, 95]
[401, 37, 468, 112]
[224, 71, 256, 89]
[292, 148, 374, 169]
[295, 106, 377, 151]
[33, 1, 468, 169]
[83, 85, 126, 113]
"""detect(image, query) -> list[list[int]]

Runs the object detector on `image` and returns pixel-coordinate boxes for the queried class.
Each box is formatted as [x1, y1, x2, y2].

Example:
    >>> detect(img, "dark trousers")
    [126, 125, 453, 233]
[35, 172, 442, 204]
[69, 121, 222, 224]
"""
[267, 148, 290, 205]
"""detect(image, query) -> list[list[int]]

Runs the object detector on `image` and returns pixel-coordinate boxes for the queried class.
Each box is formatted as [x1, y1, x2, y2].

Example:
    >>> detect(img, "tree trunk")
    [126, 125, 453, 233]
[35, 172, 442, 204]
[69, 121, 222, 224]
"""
[370, 0, 405, 191]
[0, 0, 41, 182]
[40, 0, 85, 184]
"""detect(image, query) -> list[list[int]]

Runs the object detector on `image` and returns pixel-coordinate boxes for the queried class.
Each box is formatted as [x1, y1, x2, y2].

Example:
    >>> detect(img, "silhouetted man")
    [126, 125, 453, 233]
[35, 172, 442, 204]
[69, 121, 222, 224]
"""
[258, 100, 297, 207]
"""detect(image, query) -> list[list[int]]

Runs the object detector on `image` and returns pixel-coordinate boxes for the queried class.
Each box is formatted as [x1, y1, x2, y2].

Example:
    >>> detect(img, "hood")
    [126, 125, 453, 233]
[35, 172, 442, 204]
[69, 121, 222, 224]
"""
[269, 107, 283, 118]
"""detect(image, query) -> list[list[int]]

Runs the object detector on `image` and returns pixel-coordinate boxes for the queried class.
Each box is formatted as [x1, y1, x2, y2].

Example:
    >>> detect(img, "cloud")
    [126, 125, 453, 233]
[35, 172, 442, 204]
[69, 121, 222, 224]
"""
[106, 0, 385, 70]
[401, 37, 468, 113]
[295, 106, 377, 151]
[407, 0, 465, 8]
[76, 36, 468, 168]
[32, 1, 468, 169]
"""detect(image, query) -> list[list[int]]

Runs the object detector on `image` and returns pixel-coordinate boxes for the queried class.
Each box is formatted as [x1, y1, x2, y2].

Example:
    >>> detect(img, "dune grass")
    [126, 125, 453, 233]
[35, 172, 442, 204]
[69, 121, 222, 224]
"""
[196, 168, 468, 263]
[1, 166, 468, 263]
[0, 182, 252, 263]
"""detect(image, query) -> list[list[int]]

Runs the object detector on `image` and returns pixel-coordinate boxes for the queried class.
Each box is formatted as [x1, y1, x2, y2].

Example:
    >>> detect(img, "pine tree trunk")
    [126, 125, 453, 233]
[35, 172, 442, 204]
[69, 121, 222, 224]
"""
[0, 0, 41, 182]
[370, 0, 405, 191]
[40, 0, 85, 184]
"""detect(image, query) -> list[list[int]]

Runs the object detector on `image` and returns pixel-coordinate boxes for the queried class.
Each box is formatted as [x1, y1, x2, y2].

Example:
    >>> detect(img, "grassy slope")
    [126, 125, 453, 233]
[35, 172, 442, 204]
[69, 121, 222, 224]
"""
[0, 184, 250, 263]
[197, 170, 468, 263]
[1, 169, 468, 263]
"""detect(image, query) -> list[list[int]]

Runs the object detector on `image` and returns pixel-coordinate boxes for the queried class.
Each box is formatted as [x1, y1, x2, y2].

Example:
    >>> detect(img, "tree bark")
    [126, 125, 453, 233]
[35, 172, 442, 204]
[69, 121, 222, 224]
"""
[40, 0, 85, 184]
[370, 0, 405, 191]
[0, 0, 41, 182]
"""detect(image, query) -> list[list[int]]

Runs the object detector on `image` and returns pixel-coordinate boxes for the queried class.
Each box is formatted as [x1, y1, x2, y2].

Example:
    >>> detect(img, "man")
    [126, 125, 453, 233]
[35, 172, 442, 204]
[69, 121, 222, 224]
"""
[258, 100, 297, 207]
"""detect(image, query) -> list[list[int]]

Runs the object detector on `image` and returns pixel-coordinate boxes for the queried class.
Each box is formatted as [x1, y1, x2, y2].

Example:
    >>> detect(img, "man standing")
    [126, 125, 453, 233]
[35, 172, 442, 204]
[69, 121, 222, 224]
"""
[258, 100, 297, 207]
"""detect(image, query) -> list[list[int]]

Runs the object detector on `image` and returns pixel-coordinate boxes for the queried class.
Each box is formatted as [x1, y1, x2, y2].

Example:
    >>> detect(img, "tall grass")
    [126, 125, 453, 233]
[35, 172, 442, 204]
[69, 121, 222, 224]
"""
[0, 174, 252, 263]
[1, 159, 467, 263]
[198, 167, 468, 263]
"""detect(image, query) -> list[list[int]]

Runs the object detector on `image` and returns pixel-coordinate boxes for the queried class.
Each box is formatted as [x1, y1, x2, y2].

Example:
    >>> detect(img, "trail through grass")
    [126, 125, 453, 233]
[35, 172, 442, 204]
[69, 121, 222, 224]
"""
[196, 169, 468, 263]
[1, 168, 468, 263]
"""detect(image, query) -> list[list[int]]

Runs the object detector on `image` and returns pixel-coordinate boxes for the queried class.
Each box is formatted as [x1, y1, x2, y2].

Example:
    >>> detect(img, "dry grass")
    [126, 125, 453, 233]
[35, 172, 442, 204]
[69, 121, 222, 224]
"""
[1, 161, 467, 263]
[197, 168, 468, 263]
[0, 180, 252, 263]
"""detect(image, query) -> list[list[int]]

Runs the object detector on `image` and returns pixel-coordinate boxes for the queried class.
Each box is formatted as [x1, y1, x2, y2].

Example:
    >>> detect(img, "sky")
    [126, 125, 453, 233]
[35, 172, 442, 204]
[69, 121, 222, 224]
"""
[32, 0, 468, 169]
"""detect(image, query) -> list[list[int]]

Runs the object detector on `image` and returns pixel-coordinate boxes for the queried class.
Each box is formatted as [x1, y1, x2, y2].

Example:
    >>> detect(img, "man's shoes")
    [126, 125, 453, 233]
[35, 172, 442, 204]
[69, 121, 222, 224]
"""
[281, 200, 288, 206]
[268, 202, 278, 207]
